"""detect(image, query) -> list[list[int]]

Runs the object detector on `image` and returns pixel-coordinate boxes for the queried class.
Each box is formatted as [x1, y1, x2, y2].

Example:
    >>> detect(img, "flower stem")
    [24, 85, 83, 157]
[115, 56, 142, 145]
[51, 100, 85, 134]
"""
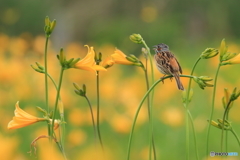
[127, 74, 194, 160]
[230, 128, 240, 147]
[96, 71, 104, 150]
[206, 63, 221, 156]
[51, 68, 65, 155]
[44, 36, 49, 113]
[142, 39, 155, 160]
[221, 101, 231, 153]
[84, 95, 97, 144]
[184, 57, 201, 160]
[143, 61, 156, 160]
[44, 36, 50, 138]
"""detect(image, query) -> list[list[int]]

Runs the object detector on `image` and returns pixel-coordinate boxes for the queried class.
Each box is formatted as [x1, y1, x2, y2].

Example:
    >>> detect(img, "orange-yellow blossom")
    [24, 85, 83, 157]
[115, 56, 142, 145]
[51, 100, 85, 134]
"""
[8, 102, 46, 129]
[226, 54, 240, 64]
[101, 56, 115, 68]
[111, 49, 135, 65]
[74, 45, 107, 72]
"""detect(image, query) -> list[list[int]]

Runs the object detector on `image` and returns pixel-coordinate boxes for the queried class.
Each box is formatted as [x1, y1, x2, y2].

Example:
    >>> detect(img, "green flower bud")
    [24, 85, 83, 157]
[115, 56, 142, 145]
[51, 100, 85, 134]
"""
[198, 76, 213, 81]
[182, 88, 193, 103]
[200, 48, 218, 59]
[129, 33, 143, 44]
[142, 47, 148, 59]
[219, 39, 228, 61]
[36, 106, 47, 115]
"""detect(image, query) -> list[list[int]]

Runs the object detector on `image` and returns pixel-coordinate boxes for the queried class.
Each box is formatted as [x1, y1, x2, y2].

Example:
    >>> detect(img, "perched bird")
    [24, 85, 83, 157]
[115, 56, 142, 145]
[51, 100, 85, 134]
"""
[153, 43, 184, 90]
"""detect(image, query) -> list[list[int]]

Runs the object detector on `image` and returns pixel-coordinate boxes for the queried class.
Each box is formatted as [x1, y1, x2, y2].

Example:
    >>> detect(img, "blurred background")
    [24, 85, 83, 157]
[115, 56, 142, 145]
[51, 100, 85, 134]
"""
[1, 0, 240, 160]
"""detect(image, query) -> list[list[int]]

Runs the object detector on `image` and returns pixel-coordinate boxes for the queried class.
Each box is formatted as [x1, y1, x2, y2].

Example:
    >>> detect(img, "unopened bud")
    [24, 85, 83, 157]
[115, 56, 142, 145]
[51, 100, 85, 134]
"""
[129, 34, 143, 44]
[200, 48, 218, 59]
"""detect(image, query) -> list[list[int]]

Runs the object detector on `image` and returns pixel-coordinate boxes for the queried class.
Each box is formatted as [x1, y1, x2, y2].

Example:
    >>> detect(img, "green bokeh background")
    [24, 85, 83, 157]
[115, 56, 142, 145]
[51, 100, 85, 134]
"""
[1, 0, 240, 160]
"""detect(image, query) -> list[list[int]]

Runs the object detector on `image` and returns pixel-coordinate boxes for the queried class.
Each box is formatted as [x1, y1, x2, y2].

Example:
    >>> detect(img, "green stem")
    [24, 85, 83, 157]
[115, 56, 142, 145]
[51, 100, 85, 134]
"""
[230, 129, 240, 147]
[127, 74, 194, 160]
[206, 63, 221, 156]
[84, 95, 97, 144]
[221, 101, 231, 153]
[143, 63, 156, 160]
[51, 68, 64, 142]
[47, 73, 58, 90]
[142, 40, 155, 160]
[44, 36, 49, 113]
[96, 71, 104, 150]
[184, 57, 201, 160]
[44, 36, 50, 138]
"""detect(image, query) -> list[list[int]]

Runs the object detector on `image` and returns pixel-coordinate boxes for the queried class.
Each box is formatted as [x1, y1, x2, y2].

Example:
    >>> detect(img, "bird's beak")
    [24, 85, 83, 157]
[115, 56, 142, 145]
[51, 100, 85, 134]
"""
[152, 45, 158, 50]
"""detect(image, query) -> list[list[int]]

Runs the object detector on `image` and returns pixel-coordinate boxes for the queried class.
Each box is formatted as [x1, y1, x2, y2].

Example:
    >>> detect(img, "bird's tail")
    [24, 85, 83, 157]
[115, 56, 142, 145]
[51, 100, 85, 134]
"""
[173, 74, 184, 90]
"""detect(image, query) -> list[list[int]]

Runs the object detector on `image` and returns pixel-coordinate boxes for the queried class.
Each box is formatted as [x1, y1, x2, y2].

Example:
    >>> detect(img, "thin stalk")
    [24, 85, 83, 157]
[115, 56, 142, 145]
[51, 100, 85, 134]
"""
[142, 40, 155, 160]
[44, 36, 50, 112]
[47, 73, 58, 90]
[206, 63, 221, 155]
[127, 75, 194, 160]
[143, 61, 156, 160]
[51, 68, 64, 141]
[51, 68, 64, 131]
[44, 36, 50, 138]
[230, 129, 240, 147]
[184, 57, 201, 160]
[220, 101, 231, 153]
[84, 95, 97, 143]
[225, 110, 229, 152]
[96, 71, 104, 150]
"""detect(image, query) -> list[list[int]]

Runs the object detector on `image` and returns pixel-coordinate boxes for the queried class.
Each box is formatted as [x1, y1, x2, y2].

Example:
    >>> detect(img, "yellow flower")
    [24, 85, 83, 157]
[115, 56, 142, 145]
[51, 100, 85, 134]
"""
[226, 54, 240, 64]
[74, 45, 107, 72]
[111, 49, 135, 65]
[101, 56, 115, 68]
[8, 102, 46, 129]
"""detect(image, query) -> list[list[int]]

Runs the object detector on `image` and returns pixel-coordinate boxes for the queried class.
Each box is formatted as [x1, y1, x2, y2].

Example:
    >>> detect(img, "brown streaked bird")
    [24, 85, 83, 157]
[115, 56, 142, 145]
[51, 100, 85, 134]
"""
[153, 43, 184, 90]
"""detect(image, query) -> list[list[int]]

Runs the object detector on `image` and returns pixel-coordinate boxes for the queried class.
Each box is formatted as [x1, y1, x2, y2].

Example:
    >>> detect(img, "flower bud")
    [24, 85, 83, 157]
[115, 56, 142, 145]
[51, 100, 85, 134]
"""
[219, 39, 228, 61]
[129, 33, 143, 44]
[36, 106, 47, 115]
[73, 82, 81, 90]
[222, 52, 239, 61]
[141, 47, 148, 59]
[31, 64, 44, 73]
[182, 88, 193, 103]
[200, 48, 218, 59]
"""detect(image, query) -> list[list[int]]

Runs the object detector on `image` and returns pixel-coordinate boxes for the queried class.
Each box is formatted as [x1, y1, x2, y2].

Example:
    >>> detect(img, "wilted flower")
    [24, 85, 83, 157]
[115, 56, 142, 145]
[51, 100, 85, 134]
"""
[74, 45, 107, 72]
[8, 102, 46, 129]
[101, 56, 115, 68]
[208, 119, 231, 130]
[200, 48, 218, 59]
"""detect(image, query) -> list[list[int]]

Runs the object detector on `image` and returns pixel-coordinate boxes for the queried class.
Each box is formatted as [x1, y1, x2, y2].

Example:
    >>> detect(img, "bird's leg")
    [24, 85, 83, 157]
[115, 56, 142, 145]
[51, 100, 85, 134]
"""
[160, 74, 166, 84]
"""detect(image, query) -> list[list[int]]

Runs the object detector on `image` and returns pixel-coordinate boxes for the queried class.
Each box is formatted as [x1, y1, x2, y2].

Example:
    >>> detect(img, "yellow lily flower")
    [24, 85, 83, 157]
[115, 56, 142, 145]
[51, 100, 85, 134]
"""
[111, 49, 135, 65]
[74, 45, 107, 72]
[226, 54, 240, 64]
[8, 102, 46, 129]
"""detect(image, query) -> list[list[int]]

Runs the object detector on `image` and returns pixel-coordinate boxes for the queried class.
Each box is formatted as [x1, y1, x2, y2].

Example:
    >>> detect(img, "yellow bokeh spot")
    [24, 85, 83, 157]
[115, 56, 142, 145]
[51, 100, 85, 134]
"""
[140, 6, 158, 23]
[67, 129, 87, 147]
[160, 107, 184, 127]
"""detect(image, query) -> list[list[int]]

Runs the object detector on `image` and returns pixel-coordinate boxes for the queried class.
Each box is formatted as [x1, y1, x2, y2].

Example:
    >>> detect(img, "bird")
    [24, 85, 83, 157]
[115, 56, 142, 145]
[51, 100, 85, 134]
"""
[153, 43, 184, 90]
